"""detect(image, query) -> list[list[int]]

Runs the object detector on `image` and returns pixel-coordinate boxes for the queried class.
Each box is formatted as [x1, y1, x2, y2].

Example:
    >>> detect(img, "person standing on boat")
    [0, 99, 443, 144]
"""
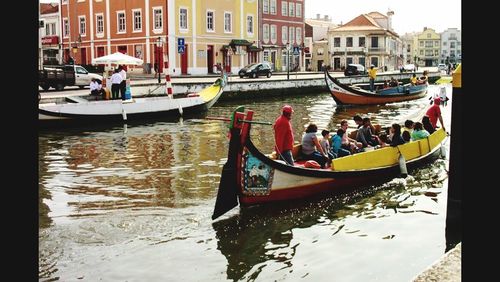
[118, 65, 127, 100]
[368, 65, 377, 92]
[274, 105, 295, 166]
[425, 97, 446, 132]
[110, 68, 123, 100]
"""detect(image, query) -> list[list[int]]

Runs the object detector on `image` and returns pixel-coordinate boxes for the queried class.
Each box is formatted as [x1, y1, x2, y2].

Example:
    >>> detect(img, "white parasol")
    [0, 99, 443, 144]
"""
[92, 52, 144, 65]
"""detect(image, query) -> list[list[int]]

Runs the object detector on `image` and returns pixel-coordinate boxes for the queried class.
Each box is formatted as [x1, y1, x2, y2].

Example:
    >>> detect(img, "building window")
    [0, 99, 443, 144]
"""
[96, 14, 104, 35]
[263, 0, 269, 14]
[450, 42, 456, 48]
[288, 2, 294, 17]
[359, 37, 365, 47]
[370, 57, 378, 67]
[45, 23, 56, 35]
[270, 0, 277, 15]
[133, 9, 142, 32]
[282, 26, 288, 44]
[443, 42, 447, 46]
[263, 50, 269, 62]
[371, 36, 378, 48]
[289, 26, 295, 45]
[270, 25, 277, 43]
[434, 50, 439, 56]
[224, 12, 232, 33]
[281, 1, 288, 16]
[263, 24, 269, 43]
[420, 50, 423, 55]
[180, 8, 188, 30]
[346, 37, 353, 47]
[247, 15, 253, 34]
[207, 11, 214, 32]
[296, 3, 302, 17]
[78, 16, 86, 36]
[346, 57, 353, 65]
[296, 27, 301, 44]
[419, 41, 424, 47]
[117, 12, 125, 33]
[359, 57, 365, 67]
[63, 18, 69, 37]
[153, 8, 163, 30]
[334, 37, 340, 47]
[434, 41, 439, 46]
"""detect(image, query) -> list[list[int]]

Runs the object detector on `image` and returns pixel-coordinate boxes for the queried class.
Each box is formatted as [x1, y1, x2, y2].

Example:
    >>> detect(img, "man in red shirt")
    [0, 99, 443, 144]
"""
[274, 105, 295, 165]
[425, 97, 446, 132]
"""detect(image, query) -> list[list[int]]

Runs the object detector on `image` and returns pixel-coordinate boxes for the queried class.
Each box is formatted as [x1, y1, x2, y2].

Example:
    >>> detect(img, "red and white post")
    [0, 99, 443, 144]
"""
[164, 56, 173, 99]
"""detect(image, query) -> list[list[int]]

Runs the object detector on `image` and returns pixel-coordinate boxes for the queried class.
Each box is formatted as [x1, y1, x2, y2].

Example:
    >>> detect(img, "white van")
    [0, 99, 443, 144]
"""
[437, 64, 447, 71]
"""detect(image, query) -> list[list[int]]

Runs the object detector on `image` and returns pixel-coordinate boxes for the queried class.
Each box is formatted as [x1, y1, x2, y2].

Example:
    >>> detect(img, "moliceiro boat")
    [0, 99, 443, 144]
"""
[324, 69, 428, 105]
[39, 72, 227, 126]
[212, 107, 447, 220]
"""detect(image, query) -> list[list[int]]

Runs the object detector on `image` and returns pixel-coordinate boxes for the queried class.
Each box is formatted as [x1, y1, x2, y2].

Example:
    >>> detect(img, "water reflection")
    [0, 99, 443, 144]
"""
[213, 161, 448, 281]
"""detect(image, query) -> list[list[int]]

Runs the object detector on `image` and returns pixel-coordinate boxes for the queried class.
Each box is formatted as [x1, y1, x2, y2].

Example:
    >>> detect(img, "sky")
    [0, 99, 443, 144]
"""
[305, 0, 461, 34]
[40, 0, 461, 35]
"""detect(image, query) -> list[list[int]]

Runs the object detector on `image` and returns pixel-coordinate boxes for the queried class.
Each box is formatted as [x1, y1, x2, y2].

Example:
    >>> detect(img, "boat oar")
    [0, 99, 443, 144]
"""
[205, 117, 272, 126]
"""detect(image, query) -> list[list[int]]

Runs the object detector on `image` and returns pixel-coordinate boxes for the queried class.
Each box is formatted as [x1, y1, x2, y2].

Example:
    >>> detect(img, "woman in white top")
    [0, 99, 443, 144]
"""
[110, 69, 123, 100]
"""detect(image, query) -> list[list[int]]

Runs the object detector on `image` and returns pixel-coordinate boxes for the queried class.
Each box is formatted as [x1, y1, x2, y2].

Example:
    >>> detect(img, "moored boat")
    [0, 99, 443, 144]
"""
[325, 69, 428, 105]
[39, 72, 227, 127]
[212, 107, 447, 219]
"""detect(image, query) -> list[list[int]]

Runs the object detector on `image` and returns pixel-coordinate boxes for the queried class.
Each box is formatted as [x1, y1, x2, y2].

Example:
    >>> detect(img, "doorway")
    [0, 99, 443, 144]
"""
[181, 44, 188, 74]
[207, 45, 214, 73]
[80, 48, 87, 65]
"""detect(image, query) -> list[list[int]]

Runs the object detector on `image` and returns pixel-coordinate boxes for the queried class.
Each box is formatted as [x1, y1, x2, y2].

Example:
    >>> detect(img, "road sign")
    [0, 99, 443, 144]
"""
[178, 38, 185, 46]
[178, 45, 185, 53]
[293, 46, 300, 55]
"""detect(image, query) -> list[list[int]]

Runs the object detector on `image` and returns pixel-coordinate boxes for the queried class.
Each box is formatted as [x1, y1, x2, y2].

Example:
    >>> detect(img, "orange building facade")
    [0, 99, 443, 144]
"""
[61, 0, 169, 73]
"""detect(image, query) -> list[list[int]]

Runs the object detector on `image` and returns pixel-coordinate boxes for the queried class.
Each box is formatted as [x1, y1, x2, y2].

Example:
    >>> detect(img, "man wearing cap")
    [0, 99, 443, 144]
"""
[425, 97, 446, 132]
[368, 65, 377, 92]
[274, 105, 295, 165]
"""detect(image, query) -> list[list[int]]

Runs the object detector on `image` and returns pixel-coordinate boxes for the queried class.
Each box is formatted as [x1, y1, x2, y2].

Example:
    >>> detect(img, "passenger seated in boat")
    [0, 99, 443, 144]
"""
[383, 80, 389, 89]
[330, 128, 351, 158]
[340, 120, 363, 153]
[320, 130, 335, 160]
[389, 124, 405, 147]
[410, 73, 418, 85]
[401, 120, 414, 143]
[300, 123, 329, 168]
[353, 115, 363, 129]
[417, 70, 429, 85]
[422, 115, 436, 134]
[89, 78, 104, 100]
[389, 77, 399, 87]
[356, 117, 380, 148]
[411, 122, 430, 141]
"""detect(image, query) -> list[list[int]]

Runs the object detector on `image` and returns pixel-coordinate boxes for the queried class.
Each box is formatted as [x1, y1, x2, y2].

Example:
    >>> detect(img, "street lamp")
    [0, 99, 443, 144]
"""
[156, 37, 162, 83]
[286, 43, 291, 80]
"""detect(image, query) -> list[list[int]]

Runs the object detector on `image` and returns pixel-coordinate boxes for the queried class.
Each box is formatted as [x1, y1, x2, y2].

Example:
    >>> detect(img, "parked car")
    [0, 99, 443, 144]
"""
[403, 64, 416, 72]
[344, 64, 366, 76]
[438, 63, 447, 71]
[39, 64, 103, 91]
[238, 62, 273, 78]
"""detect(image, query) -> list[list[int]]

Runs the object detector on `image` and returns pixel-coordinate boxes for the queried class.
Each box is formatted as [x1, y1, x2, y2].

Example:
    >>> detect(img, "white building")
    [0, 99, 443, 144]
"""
[401, 32, 418, 65]
[440, 28, 461, 64]
[304, 15, 338, 71]
[39, 2, 63, 67]
[327, 11, 403, 71]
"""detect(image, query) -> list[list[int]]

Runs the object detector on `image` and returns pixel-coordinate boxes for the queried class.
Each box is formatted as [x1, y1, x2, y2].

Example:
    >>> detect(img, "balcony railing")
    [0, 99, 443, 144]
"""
[368, 47, 386, 52]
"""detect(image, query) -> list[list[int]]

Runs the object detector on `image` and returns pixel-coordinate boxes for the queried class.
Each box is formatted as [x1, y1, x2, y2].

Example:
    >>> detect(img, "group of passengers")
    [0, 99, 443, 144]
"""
[273, 97, 446, 168]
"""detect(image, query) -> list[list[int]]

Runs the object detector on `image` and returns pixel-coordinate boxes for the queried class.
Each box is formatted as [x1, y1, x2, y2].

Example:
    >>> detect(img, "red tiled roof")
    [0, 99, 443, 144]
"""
[366, 11, 387, 19]
[342, 14, 380, 28]
[40, 3, 58, 15]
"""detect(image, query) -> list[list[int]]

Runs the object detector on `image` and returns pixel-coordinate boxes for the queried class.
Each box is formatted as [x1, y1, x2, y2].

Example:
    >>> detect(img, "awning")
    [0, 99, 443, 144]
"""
[247, 45, 262, 52]
[229, 39, 252, 46]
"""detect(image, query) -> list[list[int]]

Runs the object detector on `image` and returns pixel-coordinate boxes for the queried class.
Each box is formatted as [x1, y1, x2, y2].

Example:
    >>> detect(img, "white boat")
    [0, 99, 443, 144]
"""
[39, 72, 227, 127]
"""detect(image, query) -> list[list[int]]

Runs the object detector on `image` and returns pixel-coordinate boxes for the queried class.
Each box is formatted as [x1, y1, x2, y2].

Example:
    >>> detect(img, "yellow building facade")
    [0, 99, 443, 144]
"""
[413, 27, 440, 67]
[168, 0, 259, 75]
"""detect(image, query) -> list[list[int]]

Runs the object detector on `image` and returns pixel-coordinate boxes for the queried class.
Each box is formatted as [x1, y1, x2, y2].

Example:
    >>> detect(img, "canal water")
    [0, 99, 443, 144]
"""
[39, 84, 453, 281]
